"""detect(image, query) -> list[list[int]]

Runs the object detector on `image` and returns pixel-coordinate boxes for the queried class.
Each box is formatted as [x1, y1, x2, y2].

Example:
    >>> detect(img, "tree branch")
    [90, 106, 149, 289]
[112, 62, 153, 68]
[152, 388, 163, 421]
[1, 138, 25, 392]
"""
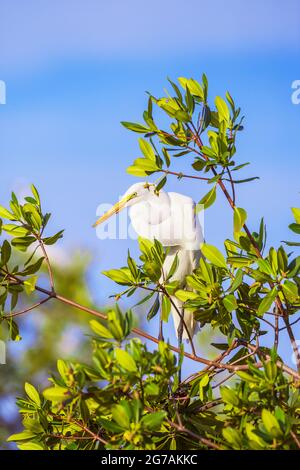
[2, 268, 299, 380]
[4, 296, 52, 318]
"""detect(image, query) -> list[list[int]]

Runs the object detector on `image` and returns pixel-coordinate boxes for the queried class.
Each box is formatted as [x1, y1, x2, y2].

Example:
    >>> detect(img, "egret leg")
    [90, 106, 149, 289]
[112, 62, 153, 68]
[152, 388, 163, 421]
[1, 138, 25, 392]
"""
[177, 317, 183, 383]
[158, 310, 164, 342]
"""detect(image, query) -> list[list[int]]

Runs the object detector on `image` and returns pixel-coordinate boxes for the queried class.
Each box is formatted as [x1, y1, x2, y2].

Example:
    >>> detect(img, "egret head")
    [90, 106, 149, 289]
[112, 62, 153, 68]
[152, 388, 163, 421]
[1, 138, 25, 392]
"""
[93, 182, 155, 227]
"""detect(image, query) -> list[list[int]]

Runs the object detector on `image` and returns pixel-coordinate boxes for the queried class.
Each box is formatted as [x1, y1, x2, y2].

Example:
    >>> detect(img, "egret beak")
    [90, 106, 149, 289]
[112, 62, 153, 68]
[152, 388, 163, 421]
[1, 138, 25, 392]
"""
[93, 193, 136, 228]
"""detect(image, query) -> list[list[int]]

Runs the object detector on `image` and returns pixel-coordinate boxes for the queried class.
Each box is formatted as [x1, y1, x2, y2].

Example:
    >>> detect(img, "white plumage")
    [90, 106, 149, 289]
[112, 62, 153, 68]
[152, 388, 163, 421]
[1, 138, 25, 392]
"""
[94, 182, 203, 340]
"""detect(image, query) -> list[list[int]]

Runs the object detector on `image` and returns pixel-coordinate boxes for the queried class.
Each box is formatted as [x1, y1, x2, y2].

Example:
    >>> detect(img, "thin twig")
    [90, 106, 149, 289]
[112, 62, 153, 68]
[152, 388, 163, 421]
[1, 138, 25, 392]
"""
[226, 168, 236, 205]
[290, 430, 300, 449]
[4, 295, 52, 318]
[194, 399, 222, 413]
[161, 169, 210, 181]
[279, 315, 300, 331]
[36, 235, 55, 292]
[168, 419, 221, 450]
[212, 372, 235, 389]
[241, 341, 300, 380]
[71, 420, 108, 446]
[274, 305, 279, 350]
[284, 316, 300, 373]
[46, 433, 96, 441]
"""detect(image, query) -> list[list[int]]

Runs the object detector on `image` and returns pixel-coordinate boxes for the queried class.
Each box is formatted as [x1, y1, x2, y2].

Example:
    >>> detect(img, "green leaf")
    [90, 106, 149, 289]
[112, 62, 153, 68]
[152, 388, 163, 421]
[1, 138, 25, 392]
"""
[147, 295, 160, 321]
[57, 359, 69, 382]
[215, 96, 230, 123]
[155, 176, 167, 193]
[127, 252, 139, 280]
[2, 224, 29, 237]
[43, 386, 70, 402]
[107, 309, 124, 341]
[175, 290, 198, 302]
[24, 276, 38, 295]
[18, 442, 45, 450]
[127, 158, 159, 177]
[227, 256, 253, 268]
[264, 361, 278, 383]
[282, 280, 299, 302]
[11, 236, 36, 252]
[143, 261, 161, 282]
[1, 240, 11, 265]
[223, 294, 237, 313]
[9, 319, 22, 341]
[162, 148, 171, 167]
[196, 186, 216, 212]
[25, 382, 41, 406]
[289, 223, 300, 234]
[167, 253, 179, 280]
[199, 373, 210, 400]
[112, 403, 131, 429]
[201, 243, 227, 269]
[144, 382, 160, 397]
[127, 165, 150, 177]
[222, 427, 242, 448]
[31, 184, 41, 206]
[220, 386, 239, 406]
[121, 121, 150, 133]
[178, 77, 204, 100]
[43, 230, 64, 245]
[233, 207, 247, 233]
[139, 138, 156, 161]
[283, 240, 300, 247]
[174, 110, 190, 122]
[0, 206, 16, 220]
[154, 97, 180, 117]
[231, 177, 259, 184]
[269, 247, 278, 273]
[79, 398, 90, 423]
[257, 288, 277, 316]
[162, 295, 171, 322]
[102, 268, 131, 285]
[192, 159, 207, 171]
[7, 431, 37, 442]
[134, 158, 158, 171]
[23, 203, 42, 230]
[291, 207, 300, 224]
[257, 259, 274, 276]
[98, 417, 124, 433]
[261, 409, 282, 437]
[211, 342, 229, 351]
[236, 371, 260, 383]
[115, 348, 137, 372]
[22, 419, 43, 434]
[226, 91, 235, 111]
[228, 269, 243, 293]
[21, 257, 44, 276]
[141, 411, 166, 430]
[277, 246, 288, 272]
[90, 320, 113, 339]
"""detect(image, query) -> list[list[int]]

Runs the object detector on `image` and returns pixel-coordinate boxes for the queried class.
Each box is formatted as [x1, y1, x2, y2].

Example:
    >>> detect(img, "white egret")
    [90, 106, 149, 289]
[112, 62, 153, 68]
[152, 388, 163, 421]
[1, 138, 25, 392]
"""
[94, 182, 203, 341]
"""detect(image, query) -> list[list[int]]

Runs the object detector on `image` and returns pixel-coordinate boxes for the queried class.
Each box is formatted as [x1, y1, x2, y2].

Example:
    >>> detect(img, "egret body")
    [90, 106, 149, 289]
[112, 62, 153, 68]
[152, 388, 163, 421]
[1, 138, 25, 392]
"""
[94, 182, 203, 340]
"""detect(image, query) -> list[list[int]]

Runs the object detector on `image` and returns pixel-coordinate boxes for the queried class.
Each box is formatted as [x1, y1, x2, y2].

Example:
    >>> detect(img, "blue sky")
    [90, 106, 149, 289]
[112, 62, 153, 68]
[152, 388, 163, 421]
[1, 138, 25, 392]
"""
[1, 1, 300, 366]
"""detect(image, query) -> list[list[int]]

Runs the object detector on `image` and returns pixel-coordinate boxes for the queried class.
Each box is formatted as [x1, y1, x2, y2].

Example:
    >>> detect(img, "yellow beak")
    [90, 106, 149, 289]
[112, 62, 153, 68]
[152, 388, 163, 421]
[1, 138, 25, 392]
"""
[93, 193, 135, 228]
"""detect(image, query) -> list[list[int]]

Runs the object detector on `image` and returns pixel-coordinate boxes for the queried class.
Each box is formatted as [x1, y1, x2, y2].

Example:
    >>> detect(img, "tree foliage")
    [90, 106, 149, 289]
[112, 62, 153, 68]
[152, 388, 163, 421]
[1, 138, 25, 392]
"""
[1, 75, 300, 450]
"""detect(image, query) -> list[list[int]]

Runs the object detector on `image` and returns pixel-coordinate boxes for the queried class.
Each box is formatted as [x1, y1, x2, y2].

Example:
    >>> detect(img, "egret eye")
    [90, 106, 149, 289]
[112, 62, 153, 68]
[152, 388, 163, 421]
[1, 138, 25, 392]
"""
[129, 192, 138, 200]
